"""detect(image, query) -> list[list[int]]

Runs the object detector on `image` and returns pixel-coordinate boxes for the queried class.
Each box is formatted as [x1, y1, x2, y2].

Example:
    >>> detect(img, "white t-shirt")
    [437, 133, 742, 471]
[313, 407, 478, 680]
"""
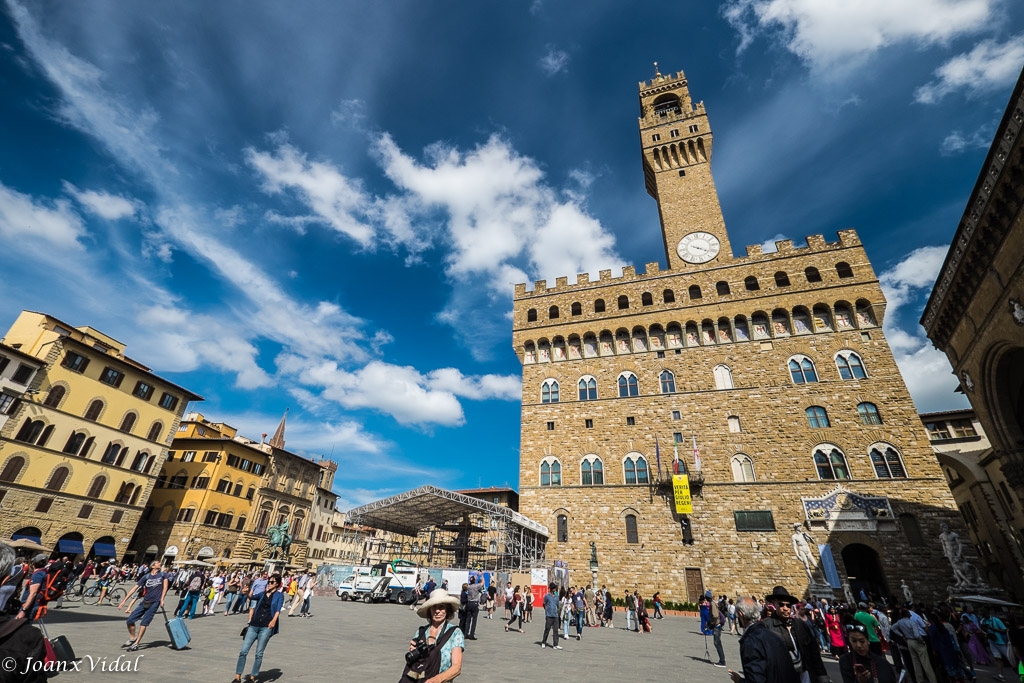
[212, 575, 225, 592]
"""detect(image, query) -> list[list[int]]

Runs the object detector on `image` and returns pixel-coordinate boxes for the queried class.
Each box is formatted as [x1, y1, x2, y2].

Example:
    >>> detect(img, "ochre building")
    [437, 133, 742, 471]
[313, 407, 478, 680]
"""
[514, 69, 968, 603]
[0, 311, 200, 561]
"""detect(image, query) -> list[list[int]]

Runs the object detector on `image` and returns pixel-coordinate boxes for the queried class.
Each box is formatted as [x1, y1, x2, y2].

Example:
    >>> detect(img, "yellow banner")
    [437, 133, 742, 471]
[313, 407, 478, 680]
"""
[673, 474, 693, 514]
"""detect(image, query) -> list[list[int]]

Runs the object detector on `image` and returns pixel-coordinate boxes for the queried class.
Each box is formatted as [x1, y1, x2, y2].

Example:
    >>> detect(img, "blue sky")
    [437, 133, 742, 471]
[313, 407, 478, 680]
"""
[1, 1, 1022, 510]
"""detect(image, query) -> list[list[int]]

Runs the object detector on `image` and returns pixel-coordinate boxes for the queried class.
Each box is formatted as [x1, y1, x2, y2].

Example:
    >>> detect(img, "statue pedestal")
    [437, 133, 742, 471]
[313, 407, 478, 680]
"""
[808, 583, 835, 599]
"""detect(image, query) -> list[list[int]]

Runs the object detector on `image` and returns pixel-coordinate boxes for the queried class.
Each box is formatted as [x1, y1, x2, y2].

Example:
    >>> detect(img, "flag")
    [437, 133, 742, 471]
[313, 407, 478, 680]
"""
[673, 442, 680, 474]
[692, 435, 702, 472]
[655, 435, 662, 476]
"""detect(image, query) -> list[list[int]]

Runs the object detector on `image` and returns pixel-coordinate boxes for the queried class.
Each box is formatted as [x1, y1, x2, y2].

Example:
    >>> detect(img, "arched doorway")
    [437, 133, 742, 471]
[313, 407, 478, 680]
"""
[143, 545, 159, 563]
[55, 532, 85, 559]
[89, 536, 118, 561]
[842, 543, 888, 601]
[11, 527, 42, 544]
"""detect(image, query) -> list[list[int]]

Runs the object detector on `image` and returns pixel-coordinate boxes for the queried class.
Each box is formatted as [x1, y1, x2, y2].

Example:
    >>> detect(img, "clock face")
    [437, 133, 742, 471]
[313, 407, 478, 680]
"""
[677, 232, 721, 264]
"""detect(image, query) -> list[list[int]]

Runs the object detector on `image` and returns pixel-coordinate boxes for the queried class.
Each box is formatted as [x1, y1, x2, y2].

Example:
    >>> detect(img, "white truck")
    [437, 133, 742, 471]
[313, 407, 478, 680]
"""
[335, 560, 420, 604]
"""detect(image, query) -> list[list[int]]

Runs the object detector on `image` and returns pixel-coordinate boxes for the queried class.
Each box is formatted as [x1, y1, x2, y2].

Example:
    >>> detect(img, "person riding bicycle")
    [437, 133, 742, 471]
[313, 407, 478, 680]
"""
[96, 560, 119, 606]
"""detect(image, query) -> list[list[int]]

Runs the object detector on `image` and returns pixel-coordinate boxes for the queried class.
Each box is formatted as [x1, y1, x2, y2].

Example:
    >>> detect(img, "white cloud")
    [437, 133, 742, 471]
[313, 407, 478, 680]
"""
[878, 245, 968, 412]
[940, 126, 993, 155]
[538, 47, 570, 76]
[63, 182, 139, 220]
[760, 233, 788, 253]
[245, 142, 375, 245]
[915, 34, 1024, 104]
[329, 98, 367, 128]
[723, 0, 995, 72]
[426, 368, 521, 401]
[0, 180, 85, 248]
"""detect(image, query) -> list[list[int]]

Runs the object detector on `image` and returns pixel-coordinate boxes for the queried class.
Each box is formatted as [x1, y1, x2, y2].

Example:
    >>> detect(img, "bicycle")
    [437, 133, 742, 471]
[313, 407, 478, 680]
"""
[81, 581, 125, 606]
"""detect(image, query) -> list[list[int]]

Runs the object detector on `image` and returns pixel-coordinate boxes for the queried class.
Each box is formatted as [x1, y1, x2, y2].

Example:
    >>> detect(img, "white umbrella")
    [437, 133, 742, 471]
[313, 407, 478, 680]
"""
[175, 559, 215, 567]
[955, 595, 1021, 607]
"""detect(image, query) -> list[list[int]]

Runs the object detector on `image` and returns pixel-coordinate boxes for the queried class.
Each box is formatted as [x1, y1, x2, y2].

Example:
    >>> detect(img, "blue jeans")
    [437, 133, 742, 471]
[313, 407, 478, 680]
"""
[575, 610, 584, 636]
[236, 625, 273, 676]
[178, 592, 200, 619]
[223, 593, 236, 614]
[300, 596, 311, 616]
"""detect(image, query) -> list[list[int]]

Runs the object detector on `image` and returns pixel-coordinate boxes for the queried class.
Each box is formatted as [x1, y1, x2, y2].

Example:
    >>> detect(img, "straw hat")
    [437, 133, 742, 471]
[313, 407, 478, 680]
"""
[416, 588, 461, 620]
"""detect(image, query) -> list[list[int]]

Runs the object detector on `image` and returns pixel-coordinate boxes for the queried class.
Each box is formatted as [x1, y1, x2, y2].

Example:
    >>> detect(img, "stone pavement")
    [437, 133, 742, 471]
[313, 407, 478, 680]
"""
[23, 598, 1003, 682]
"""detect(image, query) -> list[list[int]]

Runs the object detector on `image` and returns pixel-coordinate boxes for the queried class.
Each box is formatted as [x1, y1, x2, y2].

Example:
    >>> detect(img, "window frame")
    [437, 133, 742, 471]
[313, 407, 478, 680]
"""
[788, 355, 819, 384]
[868, 443, 907, 479]
[659, 370, 676, 394]
[835, 351, 867, 380]
[580, 455, 604, 486]
[624, 514, 639, 544]
[540, 457, 562, 487]
[623, 454, 649, 485]
[578, 376, 597, 401]
[813, 445, 851, 480]
[857, 402, 882, 425]
[731, 454, 756, 482]
[541, 379, 560, 404]
[617, 372, 639, 397]
[805, 406, 830, 428]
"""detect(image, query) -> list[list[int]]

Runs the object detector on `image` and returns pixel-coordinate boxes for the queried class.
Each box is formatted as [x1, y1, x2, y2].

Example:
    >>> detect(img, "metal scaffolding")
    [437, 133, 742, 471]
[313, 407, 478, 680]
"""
[346, 485, 548, 571]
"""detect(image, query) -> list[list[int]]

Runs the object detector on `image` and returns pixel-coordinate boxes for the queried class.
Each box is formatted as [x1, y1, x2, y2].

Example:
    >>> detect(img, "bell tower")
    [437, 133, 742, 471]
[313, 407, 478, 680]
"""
[639, 67, 732, 270]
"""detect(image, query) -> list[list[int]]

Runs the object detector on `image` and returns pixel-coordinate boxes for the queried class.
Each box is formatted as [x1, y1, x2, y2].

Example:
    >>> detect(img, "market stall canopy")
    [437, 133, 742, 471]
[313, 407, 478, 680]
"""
[7, 538, 50, 552]
[176, 559, 215, 567]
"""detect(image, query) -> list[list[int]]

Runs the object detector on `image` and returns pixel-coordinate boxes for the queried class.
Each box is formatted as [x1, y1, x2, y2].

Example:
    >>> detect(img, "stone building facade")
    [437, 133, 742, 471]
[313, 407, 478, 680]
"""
[514, 69, 968, 603]
[922, 65, 1024, 507]
[0, 311, 200, 561]
[924, 409, 1024, 599]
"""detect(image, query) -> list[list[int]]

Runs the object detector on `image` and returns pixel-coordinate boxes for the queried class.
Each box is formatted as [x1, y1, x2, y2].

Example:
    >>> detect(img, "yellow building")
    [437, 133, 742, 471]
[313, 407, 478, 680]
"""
[0, 311, 201, 560]
[133, 411, 325, 568]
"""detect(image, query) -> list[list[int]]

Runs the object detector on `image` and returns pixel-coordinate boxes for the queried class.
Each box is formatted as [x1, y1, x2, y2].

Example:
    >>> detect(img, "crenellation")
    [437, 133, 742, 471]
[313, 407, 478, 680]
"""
[775, 239, 795, 253]
[806, 234, 827, 249]
[534, 279, 547, 292]
[599, 269, 612, 280]
[645, 261, 661, 276]
[555, 276, 568, 287]
[622, 265, 635, 278]
[576, 273, 590, 285]
[745, 244, 763, 257]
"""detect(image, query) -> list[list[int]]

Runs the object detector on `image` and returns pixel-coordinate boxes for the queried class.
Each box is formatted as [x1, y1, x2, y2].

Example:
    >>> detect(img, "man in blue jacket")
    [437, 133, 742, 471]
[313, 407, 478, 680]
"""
[540, 583, 562, 650]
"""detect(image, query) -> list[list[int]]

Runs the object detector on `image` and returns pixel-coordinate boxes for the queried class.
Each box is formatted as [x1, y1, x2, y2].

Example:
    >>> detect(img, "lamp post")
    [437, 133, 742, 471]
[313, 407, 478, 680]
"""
[589, 541, 599, 591]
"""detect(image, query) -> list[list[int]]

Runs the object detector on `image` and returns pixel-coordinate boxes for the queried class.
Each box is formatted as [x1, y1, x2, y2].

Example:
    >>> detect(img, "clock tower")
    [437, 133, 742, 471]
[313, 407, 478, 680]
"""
[639, 67, 732, 270]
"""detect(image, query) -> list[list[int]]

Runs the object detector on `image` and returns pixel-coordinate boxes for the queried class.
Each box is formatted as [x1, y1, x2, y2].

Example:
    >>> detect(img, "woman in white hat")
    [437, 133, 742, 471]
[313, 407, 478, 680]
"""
[403, 589, 464, 682]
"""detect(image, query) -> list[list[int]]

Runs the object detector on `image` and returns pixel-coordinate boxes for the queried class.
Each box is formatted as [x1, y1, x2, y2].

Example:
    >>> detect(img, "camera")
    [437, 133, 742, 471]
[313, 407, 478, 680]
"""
[405, 639, 430, 665]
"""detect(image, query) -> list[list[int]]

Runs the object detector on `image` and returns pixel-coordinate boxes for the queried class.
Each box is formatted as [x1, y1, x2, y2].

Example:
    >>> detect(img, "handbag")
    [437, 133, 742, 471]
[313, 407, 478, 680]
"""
[240, 626, 248, 638]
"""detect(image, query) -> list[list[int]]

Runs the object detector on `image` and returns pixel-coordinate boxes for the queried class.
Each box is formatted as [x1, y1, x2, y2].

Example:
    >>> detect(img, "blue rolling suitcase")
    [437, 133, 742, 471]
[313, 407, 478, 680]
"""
[162, 607, 192, 650]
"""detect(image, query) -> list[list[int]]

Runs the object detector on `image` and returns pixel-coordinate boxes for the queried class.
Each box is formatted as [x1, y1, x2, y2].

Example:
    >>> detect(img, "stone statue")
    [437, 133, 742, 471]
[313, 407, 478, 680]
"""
[267, 521, 293, 559]
[589, 541, 598, 566]
[939, 523, 978, 588]
[843, 582, 855, 605]
[900, 580, 912, 604]
[792, 523, 822, 582]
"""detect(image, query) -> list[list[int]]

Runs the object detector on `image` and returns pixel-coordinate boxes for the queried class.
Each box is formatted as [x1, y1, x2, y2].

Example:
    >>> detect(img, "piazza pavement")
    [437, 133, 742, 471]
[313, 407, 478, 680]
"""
[21, 597, 1006, 682]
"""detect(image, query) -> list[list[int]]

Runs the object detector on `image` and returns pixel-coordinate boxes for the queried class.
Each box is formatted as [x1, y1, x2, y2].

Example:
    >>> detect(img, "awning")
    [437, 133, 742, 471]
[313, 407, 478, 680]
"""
[92, 542, 117, 557]
[57, 539, 85, 554]
[12, 533, 41, 543]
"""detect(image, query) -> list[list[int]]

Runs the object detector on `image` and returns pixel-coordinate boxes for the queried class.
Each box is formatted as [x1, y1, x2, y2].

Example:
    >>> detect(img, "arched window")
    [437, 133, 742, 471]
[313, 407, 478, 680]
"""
[744, 276, 760, 291]
[728, 416, 741, 432]
[246, 486, 256, 500]
[713, 364, 734, 390]
[87, 476, 106, 499]
[578, 376, 597, 401]
[571, 302, 582, 316]
[789, 356, 818, 384]
[774, 271, 791, 287]
[131, 452, 149, 472]
[617, 372, 639, 397]
[641, 292, 653, 306]
[836, 262, 854, 278]
[835, 351, 867, 380]
[716, 281, 730, 296]
[14, 419, 46, 445]
[662, 289, 675, 304]
[624, 514, 639, 544]
[805, 267, 822, 283]
[869, 444, 906, 478]
[857, 402, 882, 425]
[119, 412, 137, 433]
[62, 431, 87, 455]
[581, 456, 604, 486]
[594, 299, 606, 313]
[557, 514, 568, 542]
[806, 406, 830, 428]
[147, 422, 164, 442]
[84, 400, 103, 421]
[688, 285, 702, 300]
[659, 370, 676, 394]
[527, 309, 537, 322]
[617, 295, 629, 310]
[549, 306, 559, 319]
[541, 379, 560, 404]
[43, 385, 65, 408]
[813, 446, 850, 480]
[45, 466, 69, 491]
[0, 456, 25, 482]
[731, 454, 755, 482]
[101, 442, 121, 464]
[540, 458, 562, 486]
[624, 454, 649, 485]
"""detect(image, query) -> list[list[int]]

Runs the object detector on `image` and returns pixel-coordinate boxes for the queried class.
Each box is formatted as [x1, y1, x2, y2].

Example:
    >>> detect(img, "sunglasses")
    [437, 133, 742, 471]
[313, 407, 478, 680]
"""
[845, 624, 867, 633]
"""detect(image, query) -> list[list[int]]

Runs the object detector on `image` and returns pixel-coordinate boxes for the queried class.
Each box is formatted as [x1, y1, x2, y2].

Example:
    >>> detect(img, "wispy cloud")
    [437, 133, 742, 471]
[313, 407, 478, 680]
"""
[0, 180, 86, 249]
[63, 182, 139, 221]
[538, 46, 570, 76]
[940, 125, 994, 155]
[723, 0, 995, 74]
[914, 34, 1024, 104]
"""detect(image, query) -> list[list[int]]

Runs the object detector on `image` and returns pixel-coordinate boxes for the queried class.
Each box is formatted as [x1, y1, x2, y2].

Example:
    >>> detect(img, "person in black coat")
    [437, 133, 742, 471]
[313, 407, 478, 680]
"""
[762, 586, 830, 683]
[729, 596, 799, 683]
[0, 543, 46, 683]
[840, 623, 899, 683]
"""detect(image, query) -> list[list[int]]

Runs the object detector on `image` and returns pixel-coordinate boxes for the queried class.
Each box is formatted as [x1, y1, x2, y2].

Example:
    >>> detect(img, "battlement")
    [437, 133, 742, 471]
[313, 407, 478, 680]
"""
[639, 70, 686, 94]
[513, 229, 863, 298]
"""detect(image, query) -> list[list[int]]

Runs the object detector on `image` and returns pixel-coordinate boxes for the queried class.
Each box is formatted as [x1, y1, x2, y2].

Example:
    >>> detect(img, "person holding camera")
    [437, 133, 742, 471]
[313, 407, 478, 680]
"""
[402, 588, 464, 683]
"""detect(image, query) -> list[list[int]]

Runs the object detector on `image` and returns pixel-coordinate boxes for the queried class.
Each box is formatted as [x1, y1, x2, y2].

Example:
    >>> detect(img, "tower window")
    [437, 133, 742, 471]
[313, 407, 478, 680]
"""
[581, 456, 604, 486]
[571, 302, 582, 316]
[617, 372, 639, 397]
[688, 285, 702, 300]
[527, 309, 537, 322]
[585, 419, 593, 429]
[652, 134, 661, 142]
[813, 446, 850, 480]
[626, 416, 635, 426]
[836, 262, 854, 278]
[870, 444, 906, 478]
[670, 129, 679, 138]
[660, 370, 676, 394]
[857, 402, 882, 425]
[774, 271, 791, 287]
[678, 170, 686, 177]
[688, 124, 699, 133]
[578, 376, 597, 401]
[594, 299, 605, 313]
[624, 455, 649, 485]
[788, 356, 819, 384]
[744, 276, 760, 291]
[541, 458, 562, 487]
[716, 281, 730, 296]
[653, 94, 681, 116]
[617, 295, 629, 310]
[625, 515, 639, 544]
[662, 289, 675, 304]
[641, 292, 653, 306]
[806, 406, 830, 428]
[547, 422, 554, 431]
[541, 379, 560, 404]
[805, 267, 822, 283]
[835, 351, 867, 380]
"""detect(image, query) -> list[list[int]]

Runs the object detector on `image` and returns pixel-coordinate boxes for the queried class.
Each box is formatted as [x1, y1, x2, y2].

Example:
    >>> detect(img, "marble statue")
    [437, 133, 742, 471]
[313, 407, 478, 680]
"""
[792, 523, 822, 582]
[939, 523, 978, 588]
[900, 579, 912, 604]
